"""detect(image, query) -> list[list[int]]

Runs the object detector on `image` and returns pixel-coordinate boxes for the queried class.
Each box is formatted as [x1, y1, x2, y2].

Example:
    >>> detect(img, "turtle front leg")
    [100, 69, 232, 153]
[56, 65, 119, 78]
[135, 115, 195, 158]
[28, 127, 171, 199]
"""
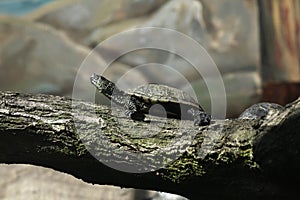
[188, 108, 211, 126]
[124, 97, 146, 121]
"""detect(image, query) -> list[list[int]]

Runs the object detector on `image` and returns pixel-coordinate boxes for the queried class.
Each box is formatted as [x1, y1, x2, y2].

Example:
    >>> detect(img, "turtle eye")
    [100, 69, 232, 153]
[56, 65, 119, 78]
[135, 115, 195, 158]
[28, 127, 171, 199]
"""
[95, 74, 101, 82]
[90, 74, 103, 89]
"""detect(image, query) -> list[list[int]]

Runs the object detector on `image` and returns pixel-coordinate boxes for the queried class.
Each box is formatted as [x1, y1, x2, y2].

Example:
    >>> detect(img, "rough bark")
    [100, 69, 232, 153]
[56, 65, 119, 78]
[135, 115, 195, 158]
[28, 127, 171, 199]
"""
[0, 91, 299, 200]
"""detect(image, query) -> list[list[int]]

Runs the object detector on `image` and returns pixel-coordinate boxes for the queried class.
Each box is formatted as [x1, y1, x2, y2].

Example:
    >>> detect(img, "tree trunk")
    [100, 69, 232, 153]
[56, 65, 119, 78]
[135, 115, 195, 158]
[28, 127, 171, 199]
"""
[258, 0, 300, 82]
[0, 91, 300, 200]
[258, 0, 300, 106]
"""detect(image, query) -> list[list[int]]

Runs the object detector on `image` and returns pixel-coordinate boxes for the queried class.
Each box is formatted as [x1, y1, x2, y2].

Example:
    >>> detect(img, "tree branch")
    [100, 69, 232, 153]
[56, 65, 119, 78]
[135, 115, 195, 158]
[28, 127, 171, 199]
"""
[0, 91, 299, 200]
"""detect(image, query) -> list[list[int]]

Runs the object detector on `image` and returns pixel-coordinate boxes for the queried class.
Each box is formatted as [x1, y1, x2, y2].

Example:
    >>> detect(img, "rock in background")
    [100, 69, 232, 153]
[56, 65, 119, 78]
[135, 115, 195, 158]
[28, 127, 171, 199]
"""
[0, 164, 158, 200]
[0, 15, 106, 97]
[26, 0, 168, 43]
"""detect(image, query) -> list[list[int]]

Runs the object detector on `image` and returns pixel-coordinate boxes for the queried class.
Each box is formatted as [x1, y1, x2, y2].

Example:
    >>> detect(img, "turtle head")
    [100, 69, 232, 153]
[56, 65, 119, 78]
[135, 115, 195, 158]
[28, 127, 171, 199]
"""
[90, 73, 115, 94]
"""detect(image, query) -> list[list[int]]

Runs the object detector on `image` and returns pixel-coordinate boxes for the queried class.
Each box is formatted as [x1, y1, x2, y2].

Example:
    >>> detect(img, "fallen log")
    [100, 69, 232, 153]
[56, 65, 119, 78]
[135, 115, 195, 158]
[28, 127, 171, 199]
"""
[0, 91, 299, 200]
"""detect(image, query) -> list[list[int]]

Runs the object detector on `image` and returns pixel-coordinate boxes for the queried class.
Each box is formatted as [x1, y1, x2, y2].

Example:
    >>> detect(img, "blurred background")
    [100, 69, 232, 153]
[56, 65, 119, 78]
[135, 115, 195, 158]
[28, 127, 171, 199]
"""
[0, 0, 299, 199]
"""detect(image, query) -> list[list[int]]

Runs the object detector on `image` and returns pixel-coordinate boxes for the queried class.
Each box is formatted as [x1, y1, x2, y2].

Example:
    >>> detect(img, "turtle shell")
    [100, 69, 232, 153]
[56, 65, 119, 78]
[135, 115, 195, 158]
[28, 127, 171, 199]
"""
[127, 84, 203, 119]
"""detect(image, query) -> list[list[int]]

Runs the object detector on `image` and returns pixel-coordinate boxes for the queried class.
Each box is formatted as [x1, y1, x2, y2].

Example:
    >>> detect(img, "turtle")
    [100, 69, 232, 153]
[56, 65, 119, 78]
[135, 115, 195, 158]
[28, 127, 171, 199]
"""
[90, 73, 211, 126]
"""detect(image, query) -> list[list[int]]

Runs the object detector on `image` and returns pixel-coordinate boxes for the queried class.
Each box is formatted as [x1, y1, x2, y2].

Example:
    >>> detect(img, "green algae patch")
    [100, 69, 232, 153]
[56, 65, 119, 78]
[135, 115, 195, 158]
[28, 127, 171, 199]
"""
[161, 155, 206, 184]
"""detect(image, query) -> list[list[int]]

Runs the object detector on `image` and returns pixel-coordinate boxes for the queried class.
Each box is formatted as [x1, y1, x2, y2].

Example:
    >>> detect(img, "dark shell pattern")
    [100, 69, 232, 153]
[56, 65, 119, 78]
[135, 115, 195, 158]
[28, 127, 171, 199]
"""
[127, 84, 200, 108]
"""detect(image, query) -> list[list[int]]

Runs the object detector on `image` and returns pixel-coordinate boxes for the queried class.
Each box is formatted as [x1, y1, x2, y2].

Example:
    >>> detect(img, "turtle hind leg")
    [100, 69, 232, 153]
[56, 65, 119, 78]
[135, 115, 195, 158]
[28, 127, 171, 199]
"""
[124, 98, 146, 121]
[188, 108, 211, 126]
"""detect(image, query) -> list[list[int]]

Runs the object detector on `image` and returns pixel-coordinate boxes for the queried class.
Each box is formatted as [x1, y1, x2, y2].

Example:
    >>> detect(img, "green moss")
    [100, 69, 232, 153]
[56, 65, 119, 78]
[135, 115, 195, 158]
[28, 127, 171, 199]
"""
[161, 154, 206, 183]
